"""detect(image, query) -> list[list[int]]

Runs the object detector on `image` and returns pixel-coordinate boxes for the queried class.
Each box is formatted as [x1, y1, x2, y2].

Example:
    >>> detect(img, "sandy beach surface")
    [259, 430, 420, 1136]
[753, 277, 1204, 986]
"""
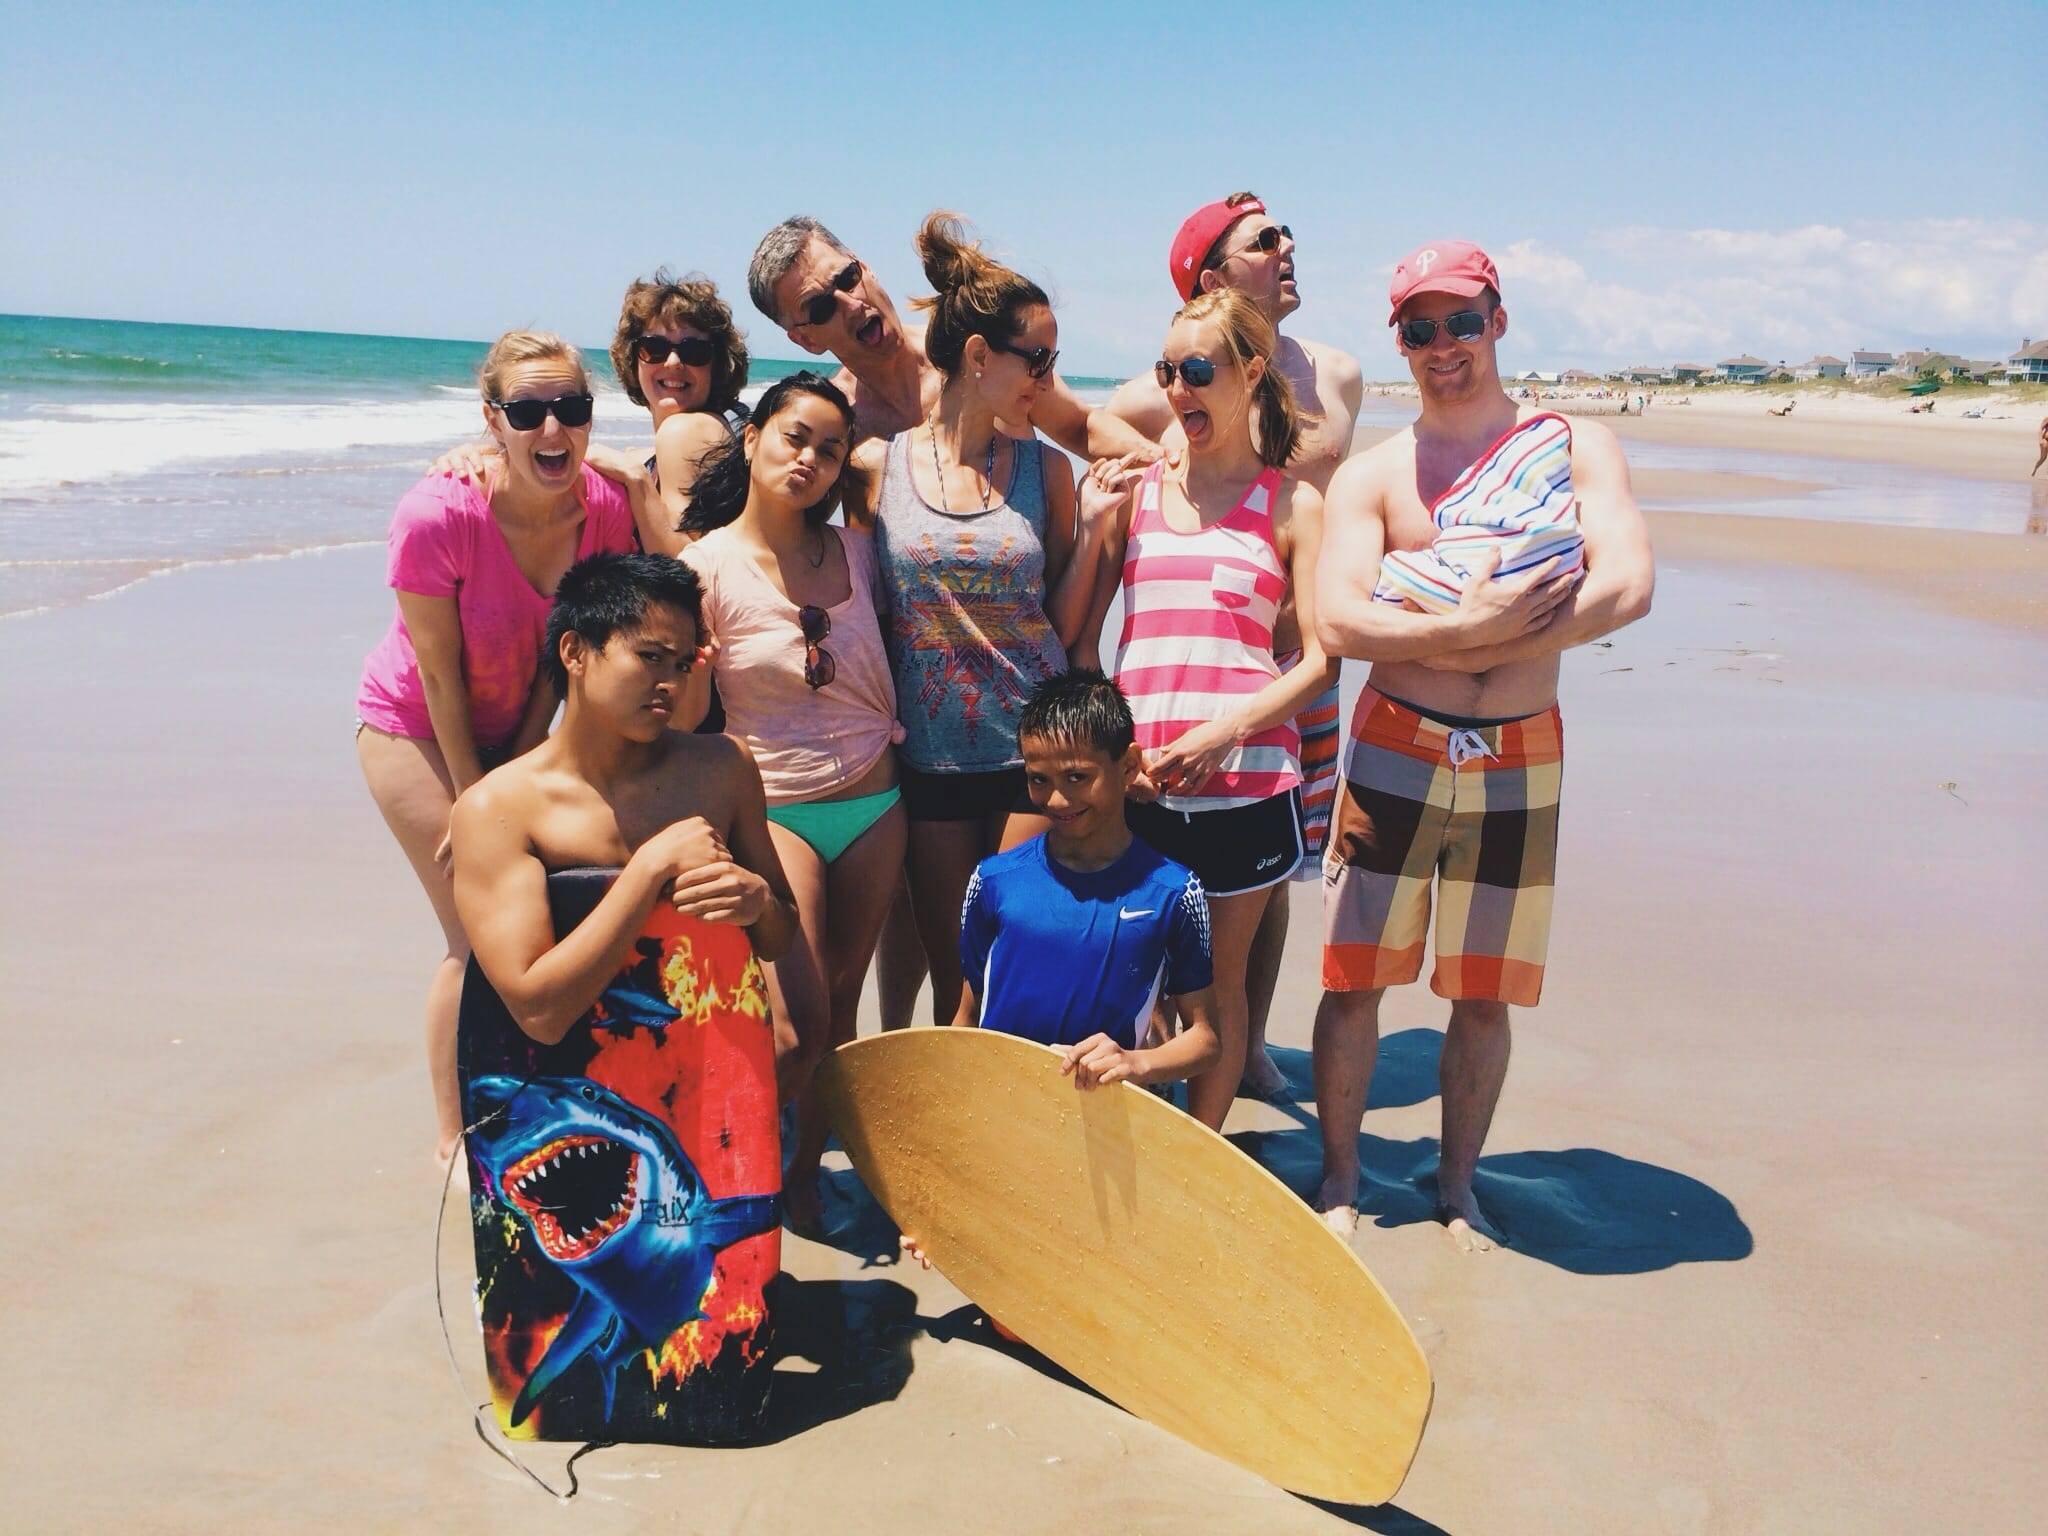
[1365, 381, 2048, 484]
[3, 423, 2044, 1533]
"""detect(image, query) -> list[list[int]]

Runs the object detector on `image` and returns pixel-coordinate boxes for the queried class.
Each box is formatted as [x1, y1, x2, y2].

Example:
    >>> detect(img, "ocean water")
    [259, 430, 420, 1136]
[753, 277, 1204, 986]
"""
[0, 313, 2031, 617]
[0, 314, 1131, 615]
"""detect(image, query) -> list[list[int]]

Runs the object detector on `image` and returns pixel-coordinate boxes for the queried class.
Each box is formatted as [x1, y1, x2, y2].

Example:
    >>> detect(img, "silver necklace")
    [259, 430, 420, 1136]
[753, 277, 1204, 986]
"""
[928, 418, 997, 513]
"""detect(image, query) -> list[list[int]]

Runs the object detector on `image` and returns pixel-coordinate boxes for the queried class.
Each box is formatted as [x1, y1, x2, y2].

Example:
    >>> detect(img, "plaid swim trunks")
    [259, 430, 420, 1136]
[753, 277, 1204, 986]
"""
[1322, 687, 1563, 1006]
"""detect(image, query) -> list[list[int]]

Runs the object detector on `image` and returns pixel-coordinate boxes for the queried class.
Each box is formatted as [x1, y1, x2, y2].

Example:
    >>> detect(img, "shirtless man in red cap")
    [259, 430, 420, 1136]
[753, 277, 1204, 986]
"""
[1104, 194, 1366, 1103]
[1313, 241, 1655, 1250]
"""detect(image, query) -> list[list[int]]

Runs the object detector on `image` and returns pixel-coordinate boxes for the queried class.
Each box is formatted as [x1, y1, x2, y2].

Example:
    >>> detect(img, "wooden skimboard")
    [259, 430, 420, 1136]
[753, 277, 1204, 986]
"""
[456, 867, 783, 1445]
[819, 1028, 1431, 1503]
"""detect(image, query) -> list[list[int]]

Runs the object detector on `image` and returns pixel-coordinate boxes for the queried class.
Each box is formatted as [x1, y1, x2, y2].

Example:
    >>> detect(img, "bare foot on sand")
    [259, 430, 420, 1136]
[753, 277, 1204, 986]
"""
[783, 1174, 825, 1238]
[1436, 1190, 1505, 1253]
[1238, 1046, 1291, 1102]
[1316, 1170, 1360, 1236]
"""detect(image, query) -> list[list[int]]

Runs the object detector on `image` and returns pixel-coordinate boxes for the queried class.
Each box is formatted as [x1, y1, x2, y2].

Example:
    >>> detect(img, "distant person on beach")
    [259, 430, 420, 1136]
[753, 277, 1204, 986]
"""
[1313, 242, 1654, 1250]
[448, 551, 799, 1051]
[678, 372, 905, 1232]
[841, 212, 1135, 1042]
[955, 669, 1220, 1088]
[356, 331, 652, 1161]
[1101, 288, 1336, 1133]
[2033, 414, 2046, 475]
[748, 214, 1159, 1032]
[1104, 191, 1365, 1103]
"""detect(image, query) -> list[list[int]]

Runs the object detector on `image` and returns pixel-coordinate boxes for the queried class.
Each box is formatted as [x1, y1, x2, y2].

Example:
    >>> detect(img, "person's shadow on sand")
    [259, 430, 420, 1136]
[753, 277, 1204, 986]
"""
[753, 1275, 919, 1441]
[1244, 1033, 1754, 1275]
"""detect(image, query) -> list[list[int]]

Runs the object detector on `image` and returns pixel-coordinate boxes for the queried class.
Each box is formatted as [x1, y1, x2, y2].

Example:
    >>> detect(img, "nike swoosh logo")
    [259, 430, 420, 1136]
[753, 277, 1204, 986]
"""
[1119, 907, 1156, 920]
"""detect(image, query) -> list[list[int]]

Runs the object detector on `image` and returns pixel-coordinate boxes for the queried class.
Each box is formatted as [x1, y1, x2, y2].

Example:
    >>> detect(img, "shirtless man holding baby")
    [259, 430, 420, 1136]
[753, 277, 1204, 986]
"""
[1313, 242, 1655, 1250]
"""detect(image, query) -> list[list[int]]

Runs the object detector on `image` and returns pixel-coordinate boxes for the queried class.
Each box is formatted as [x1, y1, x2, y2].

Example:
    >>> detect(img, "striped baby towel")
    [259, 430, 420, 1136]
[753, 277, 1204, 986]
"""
[1374, 412, 1584, 613]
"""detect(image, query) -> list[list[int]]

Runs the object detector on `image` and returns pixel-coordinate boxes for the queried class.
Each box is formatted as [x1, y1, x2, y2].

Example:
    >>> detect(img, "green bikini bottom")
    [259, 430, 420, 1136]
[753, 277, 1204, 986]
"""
[765, 786, 902, 864]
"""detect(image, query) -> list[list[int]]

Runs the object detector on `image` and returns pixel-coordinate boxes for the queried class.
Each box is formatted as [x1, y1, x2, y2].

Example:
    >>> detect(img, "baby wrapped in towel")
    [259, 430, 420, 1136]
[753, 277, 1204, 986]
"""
[1375, 412, 1584, 613]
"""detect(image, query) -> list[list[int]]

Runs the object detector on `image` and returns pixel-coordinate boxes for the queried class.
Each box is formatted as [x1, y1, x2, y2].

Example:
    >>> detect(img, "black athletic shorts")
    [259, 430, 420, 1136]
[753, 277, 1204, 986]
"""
[898, 764, 1035, 823]
[1127, 788, 1305, 897]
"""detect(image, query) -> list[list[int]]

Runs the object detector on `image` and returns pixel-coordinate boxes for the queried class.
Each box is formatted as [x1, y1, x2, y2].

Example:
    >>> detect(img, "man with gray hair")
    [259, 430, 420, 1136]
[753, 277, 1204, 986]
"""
[749, 215, 1155, 460]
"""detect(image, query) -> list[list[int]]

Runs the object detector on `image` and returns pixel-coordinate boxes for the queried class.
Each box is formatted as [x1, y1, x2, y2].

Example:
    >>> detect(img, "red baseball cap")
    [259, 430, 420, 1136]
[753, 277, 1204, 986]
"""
[1168, 196, 1267, 302]
[1387, 240, 1500, 324]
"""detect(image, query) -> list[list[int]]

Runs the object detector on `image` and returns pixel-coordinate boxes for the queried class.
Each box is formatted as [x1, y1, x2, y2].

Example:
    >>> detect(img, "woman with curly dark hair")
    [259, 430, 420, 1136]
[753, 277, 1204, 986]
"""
[610, 268, 752, 525]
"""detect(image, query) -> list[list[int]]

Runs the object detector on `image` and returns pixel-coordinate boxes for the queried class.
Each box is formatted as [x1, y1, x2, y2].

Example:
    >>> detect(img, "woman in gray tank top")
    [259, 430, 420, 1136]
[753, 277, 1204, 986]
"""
[848, 211, 1130, 1031]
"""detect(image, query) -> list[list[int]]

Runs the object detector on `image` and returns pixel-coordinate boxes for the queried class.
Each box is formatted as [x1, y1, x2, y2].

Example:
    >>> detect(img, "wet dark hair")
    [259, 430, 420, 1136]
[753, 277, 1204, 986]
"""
[1017, 668, 1136, 759]
[543, 553, 702, 695]
[679, 371, 855, 536]
[911, 211, 1050, 379]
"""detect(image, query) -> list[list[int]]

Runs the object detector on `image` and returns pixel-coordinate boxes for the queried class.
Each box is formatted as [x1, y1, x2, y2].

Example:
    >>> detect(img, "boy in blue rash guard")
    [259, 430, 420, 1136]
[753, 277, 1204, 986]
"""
[954, 670, 1220, 1091]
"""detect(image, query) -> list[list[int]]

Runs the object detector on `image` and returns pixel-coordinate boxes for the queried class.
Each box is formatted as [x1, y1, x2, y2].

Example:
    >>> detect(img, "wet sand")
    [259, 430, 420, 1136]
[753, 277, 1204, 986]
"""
[2, 500, 2043, 1531]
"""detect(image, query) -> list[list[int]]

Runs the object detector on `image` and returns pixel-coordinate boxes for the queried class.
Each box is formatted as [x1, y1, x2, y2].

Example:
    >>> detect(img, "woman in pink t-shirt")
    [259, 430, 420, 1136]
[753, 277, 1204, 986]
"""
[355, 330, 642, 1161]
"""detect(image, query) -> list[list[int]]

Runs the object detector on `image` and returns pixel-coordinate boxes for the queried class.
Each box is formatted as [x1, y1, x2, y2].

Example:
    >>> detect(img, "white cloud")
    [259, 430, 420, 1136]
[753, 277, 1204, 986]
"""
[1490, 218, 2045, 368]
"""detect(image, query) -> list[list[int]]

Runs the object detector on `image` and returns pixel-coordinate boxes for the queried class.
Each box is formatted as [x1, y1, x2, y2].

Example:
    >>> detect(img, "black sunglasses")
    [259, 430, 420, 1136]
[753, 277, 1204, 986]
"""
[1398, 310, 1490, 349]
[1153, 356, 1218, 390]
[798, 604, 836, 689]
[491, 393, 594, 431]
[1223, 223, 1292, 259]
[797, 260, 864, 328]
[634, 334, 716, 367]
[988, 337, 1060, 379]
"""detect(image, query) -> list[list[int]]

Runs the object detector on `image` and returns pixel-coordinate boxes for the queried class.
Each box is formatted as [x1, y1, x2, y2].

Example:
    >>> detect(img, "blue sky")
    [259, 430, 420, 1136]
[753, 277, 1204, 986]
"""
[3, 0, 2043, 373]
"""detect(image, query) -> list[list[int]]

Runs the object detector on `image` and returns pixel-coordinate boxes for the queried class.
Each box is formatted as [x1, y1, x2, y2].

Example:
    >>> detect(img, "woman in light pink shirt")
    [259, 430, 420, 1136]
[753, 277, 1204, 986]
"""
[680, 372, 903, 1232]
[356, 331, 644, 1162]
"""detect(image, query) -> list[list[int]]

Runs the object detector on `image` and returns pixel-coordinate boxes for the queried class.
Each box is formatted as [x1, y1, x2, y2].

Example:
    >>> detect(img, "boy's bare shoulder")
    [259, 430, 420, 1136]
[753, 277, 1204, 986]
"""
[450, 754, 547, 843]
[649, 729, 763, 803]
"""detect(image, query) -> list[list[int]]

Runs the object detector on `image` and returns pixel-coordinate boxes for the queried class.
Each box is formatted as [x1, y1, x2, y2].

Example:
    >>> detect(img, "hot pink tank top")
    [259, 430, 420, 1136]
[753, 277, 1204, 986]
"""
[1115, 461, 1301, 812]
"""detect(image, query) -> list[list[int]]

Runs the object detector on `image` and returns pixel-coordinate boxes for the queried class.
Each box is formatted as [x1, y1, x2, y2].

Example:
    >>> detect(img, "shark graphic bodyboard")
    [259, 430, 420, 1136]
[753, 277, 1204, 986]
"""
[456, 867, 782, 1444]
[818, 1029, 1432, 1504]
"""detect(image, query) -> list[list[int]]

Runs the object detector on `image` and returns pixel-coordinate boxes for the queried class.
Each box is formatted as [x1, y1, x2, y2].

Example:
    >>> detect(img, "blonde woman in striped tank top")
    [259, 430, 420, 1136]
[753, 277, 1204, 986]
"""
[1108, 290, 1336, 1131]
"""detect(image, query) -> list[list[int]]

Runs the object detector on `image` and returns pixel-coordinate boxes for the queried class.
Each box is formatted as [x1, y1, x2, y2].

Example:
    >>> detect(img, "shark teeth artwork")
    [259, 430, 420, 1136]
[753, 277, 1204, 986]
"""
[466, 1074, 780, 1427]
[500, 1134, 641, 1262]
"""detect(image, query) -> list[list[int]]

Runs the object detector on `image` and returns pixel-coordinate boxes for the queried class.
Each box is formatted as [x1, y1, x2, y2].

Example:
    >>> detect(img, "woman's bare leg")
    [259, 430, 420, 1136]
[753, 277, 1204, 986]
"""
[1184, 882, 1278, 1132]
[356, 727, 467, 1161]
[874, 879, 926, 1031]
[763, 822, 830, 1232]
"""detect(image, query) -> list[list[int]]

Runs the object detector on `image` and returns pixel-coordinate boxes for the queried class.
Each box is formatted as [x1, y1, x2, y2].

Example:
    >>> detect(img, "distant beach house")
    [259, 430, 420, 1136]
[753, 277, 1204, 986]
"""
[1850, 350, 1895, 376]
[1718, 355, 1771, 383]
[1797, 355, 1847, 379]
[1951, 359, 2001, 382]
[2008, 339, 2048, 383]
[1619, 365, 1670, 384]
[1896, 349, 1964, 378]
[1670, 363, 1710, 382]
